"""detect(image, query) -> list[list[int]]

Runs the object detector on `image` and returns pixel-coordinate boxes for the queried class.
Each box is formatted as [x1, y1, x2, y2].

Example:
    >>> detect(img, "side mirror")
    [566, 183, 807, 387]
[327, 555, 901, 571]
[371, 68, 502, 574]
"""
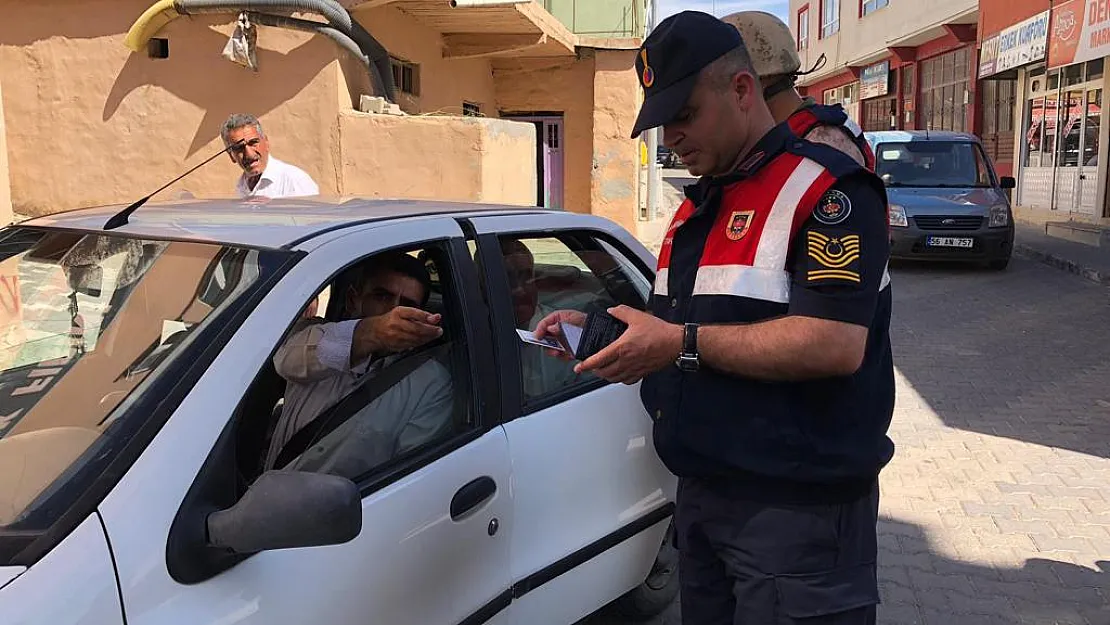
[881, 173, 893, 186]
[207, 470, 362, 554]
[1000, 176, 1016, 189]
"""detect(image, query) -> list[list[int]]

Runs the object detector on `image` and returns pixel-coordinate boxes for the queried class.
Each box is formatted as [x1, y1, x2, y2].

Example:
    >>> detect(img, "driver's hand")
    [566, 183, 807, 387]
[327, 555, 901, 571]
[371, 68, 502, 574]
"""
[374, 306, 443, 352]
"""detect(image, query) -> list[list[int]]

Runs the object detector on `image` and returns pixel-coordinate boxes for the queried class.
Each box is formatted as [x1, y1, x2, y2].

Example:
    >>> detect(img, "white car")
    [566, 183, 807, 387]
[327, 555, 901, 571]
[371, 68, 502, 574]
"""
[0, 198, 678, 625]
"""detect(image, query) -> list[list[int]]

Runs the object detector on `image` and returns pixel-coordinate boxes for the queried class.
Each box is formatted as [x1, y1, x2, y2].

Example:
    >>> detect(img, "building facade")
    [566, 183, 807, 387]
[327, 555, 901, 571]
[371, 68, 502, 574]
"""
[790, 0, 979, 135]
[981, 0, 1110, 220]
[0, 0, 649, 235]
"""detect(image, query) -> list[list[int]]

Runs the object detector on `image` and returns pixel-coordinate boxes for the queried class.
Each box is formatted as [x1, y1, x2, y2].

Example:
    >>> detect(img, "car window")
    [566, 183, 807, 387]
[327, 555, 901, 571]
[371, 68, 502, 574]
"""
[255, 242, 475, 485]
[493, 232, 650, 404]
[0, 228, 287, 546]
[875, 140, 992, 188]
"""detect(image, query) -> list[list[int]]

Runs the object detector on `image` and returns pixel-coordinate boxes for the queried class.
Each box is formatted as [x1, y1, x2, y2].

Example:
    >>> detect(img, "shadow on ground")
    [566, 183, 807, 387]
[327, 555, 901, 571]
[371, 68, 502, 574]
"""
[886, 257, 1110, 459]
[580, 515, 1109, 625]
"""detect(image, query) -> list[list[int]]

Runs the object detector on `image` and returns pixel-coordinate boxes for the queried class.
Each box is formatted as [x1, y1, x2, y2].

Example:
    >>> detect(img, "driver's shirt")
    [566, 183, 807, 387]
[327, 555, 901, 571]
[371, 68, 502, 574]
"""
[266, 318, 452, 474]
[236, 156, 320, 199]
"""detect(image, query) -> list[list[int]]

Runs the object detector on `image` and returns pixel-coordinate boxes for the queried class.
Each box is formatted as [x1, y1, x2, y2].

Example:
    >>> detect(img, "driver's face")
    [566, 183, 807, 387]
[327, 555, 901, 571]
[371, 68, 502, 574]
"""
[347, 270, 425, 319]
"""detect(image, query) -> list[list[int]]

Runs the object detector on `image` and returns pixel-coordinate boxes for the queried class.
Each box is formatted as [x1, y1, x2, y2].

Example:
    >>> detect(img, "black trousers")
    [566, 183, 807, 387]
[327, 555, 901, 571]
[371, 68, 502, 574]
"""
[674, 477, 881, 625]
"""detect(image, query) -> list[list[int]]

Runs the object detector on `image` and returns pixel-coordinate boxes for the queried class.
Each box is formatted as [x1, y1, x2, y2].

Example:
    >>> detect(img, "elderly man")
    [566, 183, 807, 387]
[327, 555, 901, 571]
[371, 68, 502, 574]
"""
[267, 252, 452, 479]
[222, 113, 319, 199]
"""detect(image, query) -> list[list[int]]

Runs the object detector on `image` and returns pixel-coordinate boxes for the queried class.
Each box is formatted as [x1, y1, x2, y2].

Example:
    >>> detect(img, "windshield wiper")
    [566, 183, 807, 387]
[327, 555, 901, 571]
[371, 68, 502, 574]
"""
[104, 139, 245, 230]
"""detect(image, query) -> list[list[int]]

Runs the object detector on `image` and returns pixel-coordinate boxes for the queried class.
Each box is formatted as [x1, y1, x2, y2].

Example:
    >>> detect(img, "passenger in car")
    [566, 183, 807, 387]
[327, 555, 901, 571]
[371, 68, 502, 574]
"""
[265, 252, 454, 477]
[499, 238, 584, 398]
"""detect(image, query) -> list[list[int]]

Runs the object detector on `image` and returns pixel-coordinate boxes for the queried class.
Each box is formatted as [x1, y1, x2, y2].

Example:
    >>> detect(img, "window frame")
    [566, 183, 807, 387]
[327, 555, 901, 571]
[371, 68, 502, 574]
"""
[472, 227, 656, 423]
[797, 5, 810, 51]
[163, 227, 497, 584]
[819, 0, 839, 39]
[860, 0, 888, 17]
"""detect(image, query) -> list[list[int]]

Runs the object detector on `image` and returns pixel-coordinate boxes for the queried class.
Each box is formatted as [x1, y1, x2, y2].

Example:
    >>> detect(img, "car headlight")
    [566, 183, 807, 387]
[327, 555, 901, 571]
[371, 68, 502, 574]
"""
[889, 204, 908, 228]
[988, 205, 1010, 228]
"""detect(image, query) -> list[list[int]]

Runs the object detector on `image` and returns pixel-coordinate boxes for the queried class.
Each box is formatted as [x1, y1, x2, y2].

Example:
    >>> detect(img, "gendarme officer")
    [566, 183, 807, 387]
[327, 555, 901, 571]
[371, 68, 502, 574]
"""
[535, 11, 895, 624]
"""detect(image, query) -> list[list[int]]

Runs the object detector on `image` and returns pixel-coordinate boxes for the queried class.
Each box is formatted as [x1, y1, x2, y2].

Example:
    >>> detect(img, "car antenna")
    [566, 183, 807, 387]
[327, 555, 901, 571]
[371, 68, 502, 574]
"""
[103, 139, 245, 230]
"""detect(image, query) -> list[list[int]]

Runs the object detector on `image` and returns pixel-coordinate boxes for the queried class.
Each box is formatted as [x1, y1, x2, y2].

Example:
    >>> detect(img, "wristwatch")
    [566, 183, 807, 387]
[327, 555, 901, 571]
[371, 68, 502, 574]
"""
[675, 323, 699, 372]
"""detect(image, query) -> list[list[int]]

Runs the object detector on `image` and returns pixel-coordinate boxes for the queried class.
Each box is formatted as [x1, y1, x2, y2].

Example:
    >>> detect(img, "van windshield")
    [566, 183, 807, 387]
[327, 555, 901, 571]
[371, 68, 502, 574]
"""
[0, 228, 290, 563]
[875, 141, 994, 188]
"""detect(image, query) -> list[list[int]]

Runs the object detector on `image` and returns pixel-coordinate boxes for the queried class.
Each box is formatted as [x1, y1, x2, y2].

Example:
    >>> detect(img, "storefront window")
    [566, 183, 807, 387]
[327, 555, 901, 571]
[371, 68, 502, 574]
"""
[1059, 90, 1083, 167]
[1024, 97, 1044, 167]
[1085, 89, 1102, 167]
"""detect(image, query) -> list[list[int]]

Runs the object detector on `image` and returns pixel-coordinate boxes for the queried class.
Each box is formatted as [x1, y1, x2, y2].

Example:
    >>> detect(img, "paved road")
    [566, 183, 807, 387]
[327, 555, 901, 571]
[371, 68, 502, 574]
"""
[583, 255, 1110, 625]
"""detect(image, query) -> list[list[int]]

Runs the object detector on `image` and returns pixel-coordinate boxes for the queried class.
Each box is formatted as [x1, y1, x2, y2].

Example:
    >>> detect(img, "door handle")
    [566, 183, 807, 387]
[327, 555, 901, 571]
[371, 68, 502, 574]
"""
[450, 476, 497, 521]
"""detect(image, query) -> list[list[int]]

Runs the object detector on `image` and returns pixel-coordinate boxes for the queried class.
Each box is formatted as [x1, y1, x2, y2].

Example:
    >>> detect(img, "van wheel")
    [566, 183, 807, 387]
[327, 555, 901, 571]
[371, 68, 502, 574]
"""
[609, 521, 680, 620]
[988, 257, 1010, 271]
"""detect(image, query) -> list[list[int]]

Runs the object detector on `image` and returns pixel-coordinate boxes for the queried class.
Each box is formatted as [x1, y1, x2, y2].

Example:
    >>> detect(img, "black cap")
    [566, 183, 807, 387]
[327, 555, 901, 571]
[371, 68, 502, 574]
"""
[631, 11, 745, 139]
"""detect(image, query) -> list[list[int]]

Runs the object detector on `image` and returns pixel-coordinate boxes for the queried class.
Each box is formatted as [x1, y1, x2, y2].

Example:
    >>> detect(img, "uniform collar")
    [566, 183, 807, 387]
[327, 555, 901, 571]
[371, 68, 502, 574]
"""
[683, 122, 794, 204]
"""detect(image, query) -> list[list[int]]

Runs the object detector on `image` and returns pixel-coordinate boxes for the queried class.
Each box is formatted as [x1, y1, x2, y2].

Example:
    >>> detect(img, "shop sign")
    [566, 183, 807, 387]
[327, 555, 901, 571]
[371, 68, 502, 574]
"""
[997, 10, 1050, 74]
[859, 61, 890, 100]
[979, 35, 1000, 78]
[1049, 0, 1110, 68]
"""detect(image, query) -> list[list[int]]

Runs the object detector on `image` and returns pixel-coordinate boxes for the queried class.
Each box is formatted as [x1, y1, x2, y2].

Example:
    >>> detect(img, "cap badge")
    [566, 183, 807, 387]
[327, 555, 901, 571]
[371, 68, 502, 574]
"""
[640, 49, 655, 88]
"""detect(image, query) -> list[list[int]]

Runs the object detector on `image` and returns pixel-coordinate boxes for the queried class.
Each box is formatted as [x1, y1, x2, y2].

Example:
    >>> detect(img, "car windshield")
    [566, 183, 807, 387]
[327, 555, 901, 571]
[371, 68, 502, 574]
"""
[874, 140, 994, 188]
[0, 228, 290, 561]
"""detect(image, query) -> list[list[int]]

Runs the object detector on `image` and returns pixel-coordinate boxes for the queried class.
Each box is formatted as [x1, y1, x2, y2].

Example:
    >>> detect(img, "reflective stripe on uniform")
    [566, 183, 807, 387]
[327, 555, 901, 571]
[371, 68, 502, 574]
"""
[692, 265, 791, 303]
[654, 268, 670, 297]
[753, 158, 825, 271]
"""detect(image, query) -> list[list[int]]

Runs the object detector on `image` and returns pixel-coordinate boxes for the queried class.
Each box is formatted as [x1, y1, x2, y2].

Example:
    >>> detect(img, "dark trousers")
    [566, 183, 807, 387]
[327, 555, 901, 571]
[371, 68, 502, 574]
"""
[674, 477, 880, 625]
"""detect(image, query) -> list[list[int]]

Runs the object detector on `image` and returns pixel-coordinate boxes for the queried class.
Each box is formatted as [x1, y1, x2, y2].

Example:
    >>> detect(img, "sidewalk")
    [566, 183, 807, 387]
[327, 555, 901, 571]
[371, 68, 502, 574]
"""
[1013, 221, 1110, 286]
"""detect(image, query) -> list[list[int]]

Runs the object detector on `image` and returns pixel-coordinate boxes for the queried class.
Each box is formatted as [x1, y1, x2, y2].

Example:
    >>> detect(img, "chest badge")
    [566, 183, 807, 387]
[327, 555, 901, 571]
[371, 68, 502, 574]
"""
[725, 210, 755, 241]
[814, 189, 852, 225]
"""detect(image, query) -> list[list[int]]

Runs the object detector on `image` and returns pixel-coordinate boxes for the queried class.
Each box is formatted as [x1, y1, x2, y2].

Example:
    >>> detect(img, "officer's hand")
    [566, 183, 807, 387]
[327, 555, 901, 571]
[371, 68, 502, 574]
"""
[533, 309, 587, 360]
[575, 305, 682, 384]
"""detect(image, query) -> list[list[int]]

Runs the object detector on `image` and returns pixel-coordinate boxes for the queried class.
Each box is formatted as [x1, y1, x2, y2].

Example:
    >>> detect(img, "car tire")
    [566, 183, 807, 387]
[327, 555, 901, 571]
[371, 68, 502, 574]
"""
[988, 257, 1010, 271]
[608, 520, 680, 620]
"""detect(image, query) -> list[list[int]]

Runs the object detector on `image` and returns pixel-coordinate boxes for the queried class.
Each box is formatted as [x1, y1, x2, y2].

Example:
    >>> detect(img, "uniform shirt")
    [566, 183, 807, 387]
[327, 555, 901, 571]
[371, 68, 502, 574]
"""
[643, 122, 895, 505]
[236, 156, 319, 198]
[267, 318, 453, 476]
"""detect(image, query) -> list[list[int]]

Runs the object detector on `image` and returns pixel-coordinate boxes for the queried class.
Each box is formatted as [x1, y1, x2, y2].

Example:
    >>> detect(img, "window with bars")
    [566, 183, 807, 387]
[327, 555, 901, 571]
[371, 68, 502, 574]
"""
[919, 47, 970, 132]
[820, 0, 839, 38]
[980, 80, 1016, 163]
[462, 101, 481, 117]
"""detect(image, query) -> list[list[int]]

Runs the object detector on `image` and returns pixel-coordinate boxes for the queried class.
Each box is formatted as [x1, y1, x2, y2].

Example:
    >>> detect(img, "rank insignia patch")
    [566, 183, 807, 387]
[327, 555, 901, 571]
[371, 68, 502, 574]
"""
[725, 210, 755, 241]
[814, 189, 852, 225]
[806, 230, 861, 284]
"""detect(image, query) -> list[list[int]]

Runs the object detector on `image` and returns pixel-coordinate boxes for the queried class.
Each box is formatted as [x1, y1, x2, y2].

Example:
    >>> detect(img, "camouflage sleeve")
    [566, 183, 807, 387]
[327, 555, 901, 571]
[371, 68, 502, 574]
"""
[804, 124, 866, 167]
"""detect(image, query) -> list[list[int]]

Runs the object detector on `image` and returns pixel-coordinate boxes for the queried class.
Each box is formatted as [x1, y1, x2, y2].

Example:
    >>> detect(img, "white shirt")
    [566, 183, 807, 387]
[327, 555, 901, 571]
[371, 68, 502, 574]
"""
[236, 156, 319, 198]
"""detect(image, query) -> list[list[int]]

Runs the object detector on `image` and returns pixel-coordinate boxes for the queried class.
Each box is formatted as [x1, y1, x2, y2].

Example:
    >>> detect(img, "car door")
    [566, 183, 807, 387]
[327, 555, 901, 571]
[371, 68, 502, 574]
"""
[467, 213, 677, 625]
[96, 218, 514, 625]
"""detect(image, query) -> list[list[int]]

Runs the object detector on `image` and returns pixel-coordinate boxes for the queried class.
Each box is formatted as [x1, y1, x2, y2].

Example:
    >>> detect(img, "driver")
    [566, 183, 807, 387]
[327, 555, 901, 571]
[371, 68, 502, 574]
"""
[266, 252, 453, 476]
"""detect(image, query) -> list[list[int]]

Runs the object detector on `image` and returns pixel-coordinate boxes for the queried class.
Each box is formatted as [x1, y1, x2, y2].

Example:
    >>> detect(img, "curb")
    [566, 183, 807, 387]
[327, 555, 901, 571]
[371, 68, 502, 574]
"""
[1013, 243, 1110, 286]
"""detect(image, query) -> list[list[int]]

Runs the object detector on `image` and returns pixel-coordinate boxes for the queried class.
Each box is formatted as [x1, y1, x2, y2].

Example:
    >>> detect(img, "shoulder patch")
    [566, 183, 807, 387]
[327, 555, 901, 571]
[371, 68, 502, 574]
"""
[806, 229, 861, 285]
[814, 189, 852, 225]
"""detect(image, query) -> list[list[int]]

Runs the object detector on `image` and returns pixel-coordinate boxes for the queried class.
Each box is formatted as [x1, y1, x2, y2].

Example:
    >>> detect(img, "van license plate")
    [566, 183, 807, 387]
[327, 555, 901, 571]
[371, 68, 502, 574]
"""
[927, 236, 974, 248]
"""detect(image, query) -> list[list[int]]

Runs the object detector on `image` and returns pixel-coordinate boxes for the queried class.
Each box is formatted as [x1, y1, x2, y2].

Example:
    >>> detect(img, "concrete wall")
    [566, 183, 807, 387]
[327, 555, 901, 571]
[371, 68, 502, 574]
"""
[338, 112, 536, 205]
[0, 0, 519, 216]
[350, 6, 498, 116]
[493, 54, 596, 214]
[590, 49, 640, 233]
[0, 80, 11, 225]
[793, 0, 977, 85]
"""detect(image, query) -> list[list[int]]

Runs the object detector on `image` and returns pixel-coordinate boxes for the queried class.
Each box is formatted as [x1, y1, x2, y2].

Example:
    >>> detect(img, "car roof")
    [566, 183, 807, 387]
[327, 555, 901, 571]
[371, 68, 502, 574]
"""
[864, 130, 980, 143]
[16, 196, 555, 249]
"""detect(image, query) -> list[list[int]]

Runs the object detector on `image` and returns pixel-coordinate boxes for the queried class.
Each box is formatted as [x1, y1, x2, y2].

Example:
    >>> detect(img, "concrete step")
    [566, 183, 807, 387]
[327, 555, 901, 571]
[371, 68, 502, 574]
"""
[1044, 220, 1110, 247]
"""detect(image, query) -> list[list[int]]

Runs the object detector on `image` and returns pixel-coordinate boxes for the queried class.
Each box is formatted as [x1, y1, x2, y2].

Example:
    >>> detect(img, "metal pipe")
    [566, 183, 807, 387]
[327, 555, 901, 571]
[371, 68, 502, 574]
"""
[174, 0, 395, 100]
[645, 0, 660, 220]
[246, 12, 369, 69]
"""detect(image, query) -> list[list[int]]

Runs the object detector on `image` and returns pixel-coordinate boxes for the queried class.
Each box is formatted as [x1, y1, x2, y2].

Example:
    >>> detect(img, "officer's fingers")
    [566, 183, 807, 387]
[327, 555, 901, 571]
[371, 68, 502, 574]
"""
[606, 305, 640, 324]
[575, 344, 619, 374]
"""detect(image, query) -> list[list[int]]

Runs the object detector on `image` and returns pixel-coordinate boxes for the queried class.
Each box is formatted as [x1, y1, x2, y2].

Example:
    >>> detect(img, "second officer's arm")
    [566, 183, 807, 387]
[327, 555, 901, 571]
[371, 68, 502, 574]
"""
[697, 173, 888, 380]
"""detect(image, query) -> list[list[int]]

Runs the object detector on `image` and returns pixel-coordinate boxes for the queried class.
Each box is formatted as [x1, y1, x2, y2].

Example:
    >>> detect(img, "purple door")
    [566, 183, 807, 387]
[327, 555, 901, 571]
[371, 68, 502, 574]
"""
[503, 114, 564, 209]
